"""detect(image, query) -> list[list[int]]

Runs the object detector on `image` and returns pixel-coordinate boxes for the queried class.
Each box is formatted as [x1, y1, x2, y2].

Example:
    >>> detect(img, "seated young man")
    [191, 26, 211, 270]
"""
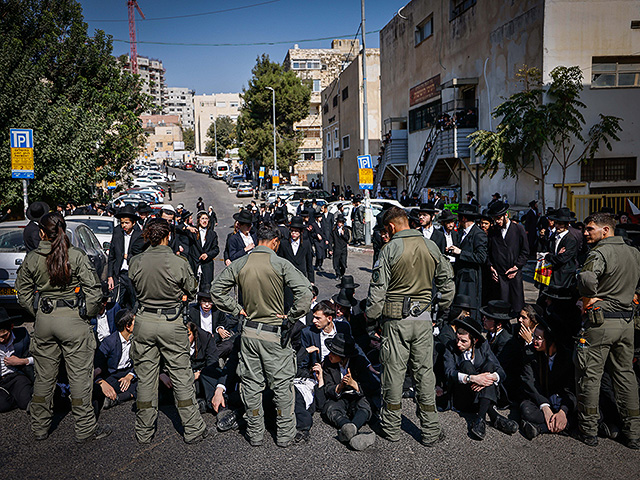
[444, 316, 518, 440]
[187, 291, 236, 360]
[0, 309, 33, 412]
[520, 320, 576, 440]
[317, 333, 379, 451]
[91, 288, 121, 344]
[94, 310, 137, 409]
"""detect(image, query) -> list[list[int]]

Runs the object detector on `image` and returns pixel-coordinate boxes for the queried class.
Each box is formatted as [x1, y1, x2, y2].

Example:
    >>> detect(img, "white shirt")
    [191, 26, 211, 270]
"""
[460, 224, 474, 243]
[501, 219, 511, 239]
[199, 228, 207, 247]
[422, 225, 434, 240]
[319, 324, 337, 361]
[117, 332, 133, 371]
[121, 230, 133, 271]
[457, 348, 500, 384]
[96, 311, 110, 342]
[1, 333, 34, 377]
[444, 231, 456, 263]
[291, 238, 300, 256]
[554, 230, 569, 253]
[240, 231, 253, 248]
[200, 307, 213, 335]
[189, 342, 195, 357]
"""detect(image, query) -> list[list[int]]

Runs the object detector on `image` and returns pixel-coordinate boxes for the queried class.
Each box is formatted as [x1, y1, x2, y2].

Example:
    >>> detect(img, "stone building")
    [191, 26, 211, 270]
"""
[193, 93, 242, 155]
[321, 49, 381, 193]
[164, 87, 195, 129]
[139, 115, 183, 157]
[120, 55, 167, 113]
[377, 0, 640, 214]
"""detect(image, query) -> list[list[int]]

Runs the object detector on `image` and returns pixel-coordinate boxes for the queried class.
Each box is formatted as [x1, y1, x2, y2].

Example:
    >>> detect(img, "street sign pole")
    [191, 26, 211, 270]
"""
[10, 128, 34, 216]
[361, 0, 371, 245]
[22, 179, 28, 216]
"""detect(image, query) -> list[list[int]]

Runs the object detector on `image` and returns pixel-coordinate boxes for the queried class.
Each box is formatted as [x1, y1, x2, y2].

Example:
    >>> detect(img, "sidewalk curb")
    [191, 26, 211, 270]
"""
[348, 245, 374, 254]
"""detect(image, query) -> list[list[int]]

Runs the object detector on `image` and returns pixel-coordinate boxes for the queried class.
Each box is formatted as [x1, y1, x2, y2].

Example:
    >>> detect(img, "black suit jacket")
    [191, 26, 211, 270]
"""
[187, 304, 230, 341]
[545, 231, 578, 288]
[320, 353, 380, 402]
[331, 225, 351, 253]
[443, 340, 506, 385]
[23, 220, 41, 253]
[278, 237, 314, 283]
[321, 212, 335, 240]
[95, 331, 134, 377]
[298, 322, 363, 374]
[188, 228, 220, 267]
[487, 221, 529, 273]
[107, 224, 146, 277]
[454, 225, 487, 304]
[228, 231, 257, 262]
[422, 226, 446, 254]
[9, 327, 33, 381]
[521, 347, 576, 412]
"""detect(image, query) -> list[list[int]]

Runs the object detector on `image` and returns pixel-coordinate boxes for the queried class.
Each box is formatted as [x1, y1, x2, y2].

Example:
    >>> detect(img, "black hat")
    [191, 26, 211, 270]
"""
[548, 207, 573, 223]
[115, 205, 141, 222]
[373, 212, 386, 231]
[479, 300, 513, 322]
[541, 285, 574, 301]
[332, 289, 357, 308]
[492, 192, 501, 199]
[311, 284, 319, 298]
[487, 201, 509, 217]
[289, 216, 305, 230]
[452, 294, 476, 311]
[26, 201, 50, 222]
[325, 332, 358, 357]
[300, 209, 313, 218]
[479, 208, 492, 222]
[0, 307, 21, 329]
[137, 202, 153, 214]
[455, 203, 481, 219]
[197, 291, 212, 301]
[466, 191, 475, 197]
[233, 209, 254, 225]
[314, 211, 323, 218]
[528, 304, 544, 323]
[528, 200, 538, 208]
[336, 214, 346, 223]
[453, 316, 485, 342]
[353, 195, 362, 203]
[336, 275, 360, 289]
[418, 202, 437, 214]
[438, 209, 456, 223]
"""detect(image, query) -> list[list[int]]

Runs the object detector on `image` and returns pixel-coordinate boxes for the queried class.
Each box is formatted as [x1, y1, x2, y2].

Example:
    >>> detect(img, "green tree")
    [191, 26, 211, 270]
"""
[470, 66, 621, 210]
[182, 127, 195, 151]
[0, 0, 150, 208]
[205, 116, 236, 157]
[237, 54, 310, 173]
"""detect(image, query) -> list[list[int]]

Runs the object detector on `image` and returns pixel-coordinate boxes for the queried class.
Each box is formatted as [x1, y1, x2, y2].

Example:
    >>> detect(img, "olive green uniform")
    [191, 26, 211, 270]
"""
[576, 235, 640, 439]
[128, 244, 206, 443]
[211, 245, 312, 445]
[366, 229, 454, 443]
[15, 241, 102, 441]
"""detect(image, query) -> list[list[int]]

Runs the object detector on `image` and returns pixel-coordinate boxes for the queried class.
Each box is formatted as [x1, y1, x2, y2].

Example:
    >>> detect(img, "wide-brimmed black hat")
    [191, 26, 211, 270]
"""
[137, 202, 153, 215]
[452, 294, 477, 311]
[541, 285, 574, 301]
[336, 214, 346, 223]
[455, 203, 481, 219]
[197, 291, 212, 301]
[438, 209, 456, 223]
[548, 207, 573, 223]
[26, 201, 50, 222]
[353, 195, 362, 203]
[373, 212, 386, 231]
[332, 289, 357, 308]
[289, 216, 305, 229]
[336, 275, 359, 289]
[487, 201, 509, 217]
[314, 211, 323, 218]
[0, 307, 21, 329]
[492, 192, 501, 199]
[233, 209, 254, 225]
[453, 316, 485, 342]
[479, 300, 513, 322]
[115, 205, 141, 222]
[466, 191, 475, 197]
[325, 333, 358, 357]
[528, 200, 538, 208]
[418, 202, 437, 214]
[300, 209, 314, 218]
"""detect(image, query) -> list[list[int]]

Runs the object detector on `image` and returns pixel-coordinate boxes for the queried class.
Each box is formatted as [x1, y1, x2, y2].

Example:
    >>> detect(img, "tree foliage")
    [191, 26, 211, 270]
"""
[0, 0, 150, 208]
[205, 116, 236, 157]
[237, 54, 311, 173]
[182, 128, 195, 151]
[470, 65, 621, 209]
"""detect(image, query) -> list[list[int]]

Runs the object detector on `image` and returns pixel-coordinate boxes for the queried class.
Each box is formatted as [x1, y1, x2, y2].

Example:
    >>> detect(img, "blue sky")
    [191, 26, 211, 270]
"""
[79, 0, 409, 94]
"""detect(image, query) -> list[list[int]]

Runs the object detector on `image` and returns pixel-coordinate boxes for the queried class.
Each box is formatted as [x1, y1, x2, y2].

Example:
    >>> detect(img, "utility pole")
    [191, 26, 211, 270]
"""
[266, 86, 277, 189]
[214, 119, 218, 159]
[361, 0, 371, 245]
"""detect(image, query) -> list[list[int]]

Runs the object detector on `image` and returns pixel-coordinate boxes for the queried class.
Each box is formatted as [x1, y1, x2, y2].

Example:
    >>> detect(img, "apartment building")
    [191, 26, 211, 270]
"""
[139, 114, 183, 157]
[193, 93, 242, 154]
[164, 87, 195, 129]
[120, 55, 167, 113]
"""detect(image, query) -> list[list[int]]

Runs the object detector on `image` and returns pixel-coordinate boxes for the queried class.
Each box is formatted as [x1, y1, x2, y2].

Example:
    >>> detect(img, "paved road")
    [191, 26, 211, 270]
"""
[2, 168, 639, 480]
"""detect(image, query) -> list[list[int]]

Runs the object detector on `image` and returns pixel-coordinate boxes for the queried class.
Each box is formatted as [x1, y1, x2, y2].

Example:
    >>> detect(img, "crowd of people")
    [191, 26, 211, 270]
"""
[2, 189, 639, 454]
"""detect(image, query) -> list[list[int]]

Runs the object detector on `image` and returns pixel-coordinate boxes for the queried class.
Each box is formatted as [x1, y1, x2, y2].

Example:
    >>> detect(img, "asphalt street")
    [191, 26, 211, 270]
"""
[2, 168, 639, 480]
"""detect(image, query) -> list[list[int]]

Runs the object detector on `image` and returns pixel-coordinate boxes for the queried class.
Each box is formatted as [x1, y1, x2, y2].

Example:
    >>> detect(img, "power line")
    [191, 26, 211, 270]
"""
[86, 0, 282, 22]
[112, 29, 382, 47]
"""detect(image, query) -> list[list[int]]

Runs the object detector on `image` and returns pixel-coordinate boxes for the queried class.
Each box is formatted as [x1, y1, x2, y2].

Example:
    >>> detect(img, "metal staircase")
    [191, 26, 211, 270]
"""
[408, 125, 440, 194]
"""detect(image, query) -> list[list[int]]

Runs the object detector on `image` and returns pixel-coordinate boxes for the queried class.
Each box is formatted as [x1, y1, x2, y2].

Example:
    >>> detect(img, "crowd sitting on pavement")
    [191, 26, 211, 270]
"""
[2, 186, 639, 452]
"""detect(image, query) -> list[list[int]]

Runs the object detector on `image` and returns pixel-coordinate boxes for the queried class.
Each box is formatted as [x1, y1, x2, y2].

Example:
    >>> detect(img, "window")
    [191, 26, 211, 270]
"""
[327, 132, 331, 144]
[230, 102, 239, 107]
[450, 0, 476, 20]
[415, 16, 433, 45]
[210, 115, 214, 120]
[581, 157, 637, 182]
[334, 129, 339, 140]
[592, 57, 640, 88]
[333, 95, 338, 108]
[409, 100, 442, 133]
[292, 59, 321, 70]
[342, 135, 350, 150]
[327, 148, 332, 159]
[313, 79, 321, 92]
[217, 101, 226, 107]
[323, 103, 329, 114]
[342, 87, 349, 101]
[166, 130, 172, 135]
[155, 142, 163, 148]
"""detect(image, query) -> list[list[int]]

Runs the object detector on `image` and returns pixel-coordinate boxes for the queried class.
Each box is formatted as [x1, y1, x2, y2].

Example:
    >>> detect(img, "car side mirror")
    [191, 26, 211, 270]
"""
[102, 242, 110, 251]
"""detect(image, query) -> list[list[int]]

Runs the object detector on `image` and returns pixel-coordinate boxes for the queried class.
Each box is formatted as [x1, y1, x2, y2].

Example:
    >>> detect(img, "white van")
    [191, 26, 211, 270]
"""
[213, 161, 230, 179]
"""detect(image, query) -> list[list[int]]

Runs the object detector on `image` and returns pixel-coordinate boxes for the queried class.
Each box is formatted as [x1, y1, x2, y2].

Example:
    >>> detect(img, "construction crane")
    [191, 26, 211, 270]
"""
[127, 0, 145, 74]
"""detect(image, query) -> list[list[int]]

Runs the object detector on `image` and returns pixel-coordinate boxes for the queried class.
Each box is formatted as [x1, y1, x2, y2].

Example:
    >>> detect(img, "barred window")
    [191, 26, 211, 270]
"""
[581, 157, 637, 182]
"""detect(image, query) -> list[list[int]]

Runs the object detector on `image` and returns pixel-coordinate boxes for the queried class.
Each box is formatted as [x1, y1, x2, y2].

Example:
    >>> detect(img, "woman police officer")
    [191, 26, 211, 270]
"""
[15, 212, 111, 442]
[128, 218, 211, 444]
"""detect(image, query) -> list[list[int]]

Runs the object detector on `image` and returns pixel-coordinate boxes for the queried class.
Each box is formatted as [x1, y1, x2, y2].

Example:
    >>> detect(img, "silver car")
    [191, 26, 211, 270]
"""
[66, 215, 118, 252]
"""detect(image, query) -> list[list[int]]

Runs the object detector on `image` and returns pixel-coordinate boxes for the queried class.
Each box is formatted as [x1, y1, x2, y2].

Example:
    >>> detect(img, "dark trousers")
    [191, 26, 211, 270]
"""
[117, 270, 136, 310]
[333, 250, 348, 277]
[94, 369, 137, 412]
[496, 271, 525, 314]
[520, 399, 573, 433]
[198, 262, 214, 290]
[295, 388, 314, 432]
[451, 360, 498, 413]
[323, 395, 372, 430]
[0, 372, 33, 412]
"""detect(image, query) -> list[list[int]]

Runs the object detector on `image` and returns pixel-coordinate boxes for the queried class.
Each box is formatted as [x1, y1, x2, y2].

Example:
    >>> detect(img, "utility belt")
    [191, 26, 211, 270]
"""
[584, 305, 633, 327]
[243, 319, 281, 334]
[39, 298, 79, 314]
[139, 305, 181, 319]
[382, 297, 430, 320]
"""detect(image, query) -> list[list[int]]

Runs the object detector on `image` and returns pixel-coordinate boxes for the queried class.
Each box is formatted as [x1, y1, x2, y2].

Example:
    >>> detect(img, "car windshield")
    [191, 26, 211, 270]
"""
[73, 219, 114, 236]
[0, 227, 26, 252]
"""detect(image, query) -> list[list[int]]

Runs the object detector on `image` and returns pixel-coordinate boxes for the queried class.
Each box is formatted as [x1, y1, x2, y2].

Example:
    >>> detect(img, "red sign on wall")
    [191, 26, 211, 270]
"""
[409, 74, 441, 107]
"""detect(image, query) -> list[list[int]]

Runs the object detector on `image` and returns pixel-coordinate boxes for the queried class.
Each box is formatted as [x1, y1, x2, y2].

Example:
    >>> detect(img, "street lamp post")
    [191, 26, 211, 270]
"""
[266, 86, 277, 189]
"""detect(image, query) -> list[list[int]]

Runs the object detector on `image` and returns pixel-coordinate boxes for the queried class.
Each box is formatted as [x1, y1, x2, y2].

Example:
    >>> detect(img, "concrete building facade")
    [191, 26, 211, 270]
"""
[378, 0, 640, 213]
[321, 49, 381, 193]
[139, 115, 183, 157]
[193, 93, 242, 155]
[121, 55, 167, 113]
[164, 87, 195, 130]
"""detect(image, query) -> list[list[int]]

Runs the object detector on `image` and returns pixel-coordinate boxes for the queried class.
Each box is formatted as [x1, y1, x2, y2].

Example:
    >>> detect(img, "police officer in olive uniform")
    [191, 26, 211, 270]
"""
[128, 218, 210, 445]
[575, 212, 640, 449]
[211, 223, 313, 448]
[15, 213, 109, 442]
[366, 207, 454, 446]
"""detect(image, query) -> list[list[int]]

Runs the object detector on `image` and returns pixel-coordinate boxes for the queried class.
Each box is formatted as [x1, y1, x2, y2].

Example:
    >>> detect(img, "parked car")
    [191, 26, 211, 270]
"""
[327, 199, 403, 228]
[213, 161, 230, 179]
[236, 182, 255, 198]
[66, 215, 118, 252]
[184, 163, 195, 170]
[0, 220, 108, 312]
[286, 199, 327, 217]
[132, 178, 159, 188]
[229, 175, 245, 189]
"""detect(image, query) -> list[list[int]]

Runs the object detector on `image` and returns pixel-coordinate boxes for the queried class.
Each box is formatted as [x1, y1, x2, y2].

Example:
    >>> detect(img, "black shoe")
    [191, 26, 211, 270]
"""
[75, 424, 113, 443]
[276, 438, 294, 448]
[626, 437, 640, 450]
[216, 408, 238, 432]
[295, 430, 310, 443]
[103, 396, 121, 410]
[470, 418, 486, 440]
[521, 421, 541, 441]
[421, 429, 445, 447]
[197, 398, 208, 414]
[350, 432, 376, 450]
[598, 421, 620, 440]
[184, 426, 214, 445]
[338, 423, 358, 443]
[492, 414, 518, 435]
[577, 432, 598, 447]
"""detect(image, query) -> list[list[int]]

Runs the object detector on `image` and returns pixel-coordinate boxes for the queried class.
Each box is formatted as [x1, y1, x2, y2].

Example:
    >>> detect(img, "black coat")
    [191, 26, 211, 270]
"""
[443, 340, 506, 385]
[107, 224, 146, 278]
[227, 231, 257, 262]
[8, 327, 33, 381]
[487, 329, 522, 402]
[321, 212, 335, 240]
[422, 226, 446, 254]
[187, 304, 232, 341]
[321, 353, 380, 402]
[298, 321, 357, 375]
[188, 227, 220, 285]
[23, 220, 41, 253]
[278, 237, 314, 283]
[521, 347, 576, 412]
[454, 224, 487, 318]
[545, 231, 578, 289]
[330, 225, 351, 254]
[95, 331, 134, 377]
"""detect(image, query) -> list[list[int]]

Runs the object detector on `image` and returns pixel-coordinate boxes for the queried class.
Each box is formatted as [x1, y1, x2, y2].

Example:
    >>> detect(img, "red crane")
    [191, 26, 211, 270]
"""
[127, 0, 145, 74]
